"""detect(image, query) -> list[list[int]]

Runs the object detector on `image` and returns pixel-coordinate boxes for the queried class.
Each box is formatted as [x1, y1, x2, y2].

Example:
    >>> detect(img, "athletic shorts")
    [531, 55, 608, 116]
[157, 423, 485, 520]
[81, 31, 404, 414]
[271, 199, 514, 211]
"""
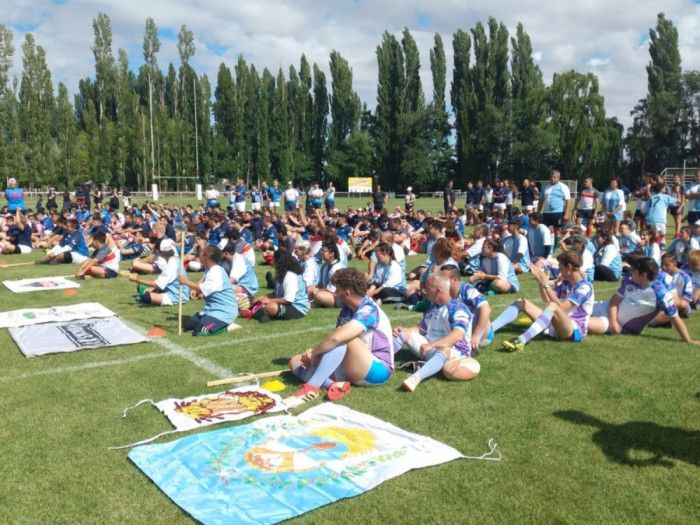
[12, 244, 32, 254]
[69, 252, 88, 264]
[251, 202, 261, 211]
[688, 211, 700, 225]
[668, 205, 680, 216]
[576, 209, 594, 220]
[187, 313, 229, 335]
[544, 325, 583, 342]
[333, 356, 392, 387]
[522, 205, 534, 212]
[542, 212, 563, 228]
[235, 202, 245, 212]
[151, 263, 162, 274]
[648, 223, 666, 236]
[87, 267, 117, 278]
[274, 303, 306, 320]
[160, 294, 175, 306]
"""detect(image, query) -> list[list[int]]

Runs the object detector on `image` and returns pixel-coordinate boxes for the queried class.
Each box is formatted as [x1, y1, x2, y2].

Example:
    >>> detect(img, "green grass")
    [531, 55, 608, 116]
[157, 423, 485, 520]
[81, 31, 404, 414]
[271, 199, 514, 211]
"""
[0, 204, 699, 524]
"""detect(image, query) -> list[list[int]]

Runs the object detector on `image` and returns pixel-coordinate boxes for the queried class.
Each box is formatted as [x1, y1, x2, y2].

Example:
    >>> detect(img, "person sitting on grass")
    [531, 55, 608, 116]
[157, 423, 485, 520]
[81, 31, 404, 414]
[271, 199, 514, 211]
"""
[439, 264, 493, 350]
[285, 267, 394, 408]
[393, 273, 480, 392]
[309, 242, 343, 307]
[177, 245, 237, 336]
[666, 226, 699, 268]
[469, 237, 520, 294]
[367, 242, 406, 304]
[221, 241, 258, 311]
[37, 218, 89, 264]
[74, 232, 120, 279]
[294, 240, 320, 296]
[657, 252, 692, 318]
[254, 249, 310, 322]
[687, 249, 700, 309]
[0, 209, 33, 255]
[128, 223, 167, 274]
[128, 238, 190, 306]
[491, 251, 595, 352]
[587, 256, 700, 345]
[592, 229, 622, 281]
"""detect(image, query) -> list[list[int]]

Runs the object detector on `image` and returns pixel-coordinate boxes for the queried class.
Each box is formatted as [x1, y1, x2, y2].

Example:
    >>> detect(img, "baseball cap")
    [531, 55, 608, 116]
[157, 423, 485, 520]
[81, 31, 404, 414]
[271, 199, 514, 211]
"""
[407, 186, 412, 192]
[159, 238, 176, 253]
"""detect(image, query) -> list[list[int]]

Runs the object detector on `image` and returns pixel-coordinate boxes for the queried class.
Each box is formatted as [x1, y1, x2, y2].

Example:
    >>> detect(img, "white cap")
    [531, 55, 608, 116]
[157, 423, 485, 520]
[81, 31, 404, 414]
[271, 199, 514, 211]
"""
[406, 186, 412, 192]
[287, 181, 293, 185]
[159, 238, 176, 253]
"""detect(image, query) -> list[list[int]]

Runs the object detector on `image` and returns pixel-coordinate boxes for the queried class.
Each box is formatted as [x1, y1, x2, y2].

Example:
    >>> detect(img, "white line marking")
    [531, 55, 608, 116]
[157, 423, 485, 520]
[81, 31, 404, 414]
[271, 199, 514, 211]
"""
[124, 321, 234, 379]
[0, 351, 169, 382]
[189, 312, 421, 352]
[0, 312, 423, 383]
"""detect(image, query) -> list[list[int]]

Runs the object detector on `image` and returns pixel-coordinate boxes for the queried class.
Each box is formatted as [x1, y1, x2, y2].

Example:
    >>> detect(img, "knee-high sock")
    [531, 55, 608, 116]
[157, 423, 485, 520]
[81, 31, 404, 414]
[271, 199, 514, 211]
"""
[492, 304, 520, 332]
[303, 344, 348, 388]
[292, 363, 334, 389]
[415, 350, 447, 381]
[518, 309, 554, 344]
[392, 333, 405, 355]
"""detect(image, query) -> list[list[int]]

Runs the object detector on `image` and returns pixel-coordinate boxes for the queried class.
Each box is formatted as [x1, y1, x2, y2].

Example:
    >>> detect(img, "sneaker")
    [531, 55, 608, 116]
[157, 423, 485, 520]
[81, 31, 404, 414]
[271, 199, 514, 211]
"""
[394, 303, 412, 310]
[283, 383, 320, 408]
[326, 381, 352, 401]
[502, 337, 525, 352]
[401, 372, 422, 392]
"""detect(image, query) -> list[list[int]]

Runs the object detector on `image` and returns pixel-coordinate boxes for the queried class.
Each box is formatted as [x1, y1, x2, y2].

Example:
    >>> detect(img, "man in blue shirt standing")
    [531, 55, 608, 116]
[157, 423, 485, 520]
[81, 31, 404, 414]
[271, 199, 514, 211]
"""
[234, 178, 247, 213]
[538, 170, 571, 234]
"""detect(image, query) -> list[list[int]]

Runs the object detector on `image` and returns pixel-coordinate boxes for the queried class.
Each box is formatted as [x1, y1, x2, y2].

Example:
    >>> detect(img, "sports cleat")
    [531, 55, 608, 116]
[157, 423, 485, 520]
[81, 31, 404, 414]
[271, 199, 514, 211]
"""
[401, 372, 422, 392]
[326, 381, 352, 401]
[502, 337, 525, 352]
[283, 383, 320, 408]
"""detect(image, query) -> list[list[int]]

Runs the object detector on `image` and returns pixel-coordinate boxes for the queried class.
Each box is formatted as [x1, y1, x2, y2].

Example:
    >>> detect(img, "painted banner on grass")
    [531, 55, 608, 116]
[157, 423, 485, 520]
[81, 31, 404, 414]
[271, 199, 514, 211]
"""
[10, 317, 147, 357]
[129, 403, 463, 525]
[3, 276, 79, 294]
[156, 386, 285, 431]
[0, 302, 115, 328]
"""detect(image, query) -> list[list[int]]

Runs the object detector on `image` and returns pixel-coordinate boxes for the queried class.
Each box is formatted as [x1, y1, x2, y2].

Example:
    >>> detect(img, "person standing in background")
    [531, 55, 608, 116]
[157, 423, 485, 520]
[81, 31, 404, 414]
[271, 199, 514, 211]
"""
[443, 180, 455, 213]
[4, 178, 26, 212]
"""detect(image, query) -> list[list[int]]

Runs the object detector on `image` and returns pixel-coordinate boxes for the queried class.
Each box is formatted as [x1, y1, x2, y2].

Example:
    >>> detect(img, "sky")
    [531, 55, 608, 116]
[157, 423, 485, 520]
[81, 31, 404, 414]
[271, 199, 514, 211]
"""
[4, 0, 700, 129]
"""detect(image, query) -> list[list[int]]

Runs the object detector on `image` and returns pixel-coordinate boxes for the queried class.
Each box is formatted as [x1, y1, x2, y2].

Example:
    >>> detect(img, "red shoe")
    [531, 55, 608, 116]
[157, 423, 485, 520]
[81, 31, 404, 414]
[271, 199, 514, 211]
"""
[326, 381, 352, 401]
[283, 383, 320, 408]
[240, 309, 252, 319]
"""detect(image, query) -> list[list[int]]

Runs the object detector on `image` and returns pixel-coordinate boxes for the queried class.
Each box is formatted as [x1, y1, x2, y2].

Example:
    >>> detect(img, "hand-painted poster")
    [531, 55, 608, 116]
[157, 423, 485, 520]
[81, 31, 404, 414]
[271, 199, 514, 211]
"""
[3, 276, 79, 294]
[0, 302, 115, 328]
[156, 386, 285, 432]
[128, 403, 463, 525]
[9, 317, 146, 357]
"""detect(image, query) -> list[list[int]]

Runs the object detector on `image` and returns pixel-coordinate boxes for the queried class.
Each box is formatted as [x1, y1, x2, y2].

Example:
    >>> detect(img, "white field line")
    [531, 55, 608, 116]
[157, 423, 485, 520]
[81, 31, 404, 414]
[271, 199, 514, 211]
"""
[0, 351, 169, 383]
[124, 321, 234, 379]
[188, 312, 422, 352]
[0, 308, 496, 383]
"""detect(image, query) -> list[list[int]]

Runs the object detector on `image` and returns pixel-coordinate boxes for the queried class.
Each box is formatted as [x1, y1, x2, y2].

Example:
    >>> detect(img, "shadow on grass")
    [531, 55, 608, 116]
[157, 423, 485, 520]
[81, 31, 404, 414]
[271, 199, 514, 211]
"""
[554, 410, 699, 468]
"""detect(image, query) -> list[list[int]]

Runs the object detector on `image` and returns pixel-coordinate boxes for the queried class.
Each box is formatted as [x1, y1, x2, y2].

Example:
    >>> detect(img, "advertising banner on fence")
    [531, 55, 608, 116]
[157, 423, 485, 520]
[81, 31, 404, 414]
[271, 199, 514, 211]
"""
[347, 177, 373, 194]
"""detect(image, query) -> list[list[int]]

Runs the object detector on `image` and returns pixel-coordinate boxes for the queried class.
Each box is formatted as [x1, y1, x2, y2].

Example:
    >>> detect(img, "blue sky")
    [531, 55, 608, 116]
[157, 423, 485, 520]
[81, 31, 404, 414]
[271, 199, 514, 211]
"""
[4, 0, 700, 128]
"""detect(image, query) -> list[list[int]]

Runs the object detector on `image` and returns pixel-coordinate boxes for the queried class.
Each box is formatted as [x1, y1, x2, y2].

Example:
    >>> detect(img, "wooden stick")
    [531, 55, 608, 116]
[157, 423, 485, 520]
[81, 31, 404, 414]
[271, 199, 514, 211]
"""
[0, 261, 36, 268]
[178, 232, 186, 336]
[207, 370, 286, 387]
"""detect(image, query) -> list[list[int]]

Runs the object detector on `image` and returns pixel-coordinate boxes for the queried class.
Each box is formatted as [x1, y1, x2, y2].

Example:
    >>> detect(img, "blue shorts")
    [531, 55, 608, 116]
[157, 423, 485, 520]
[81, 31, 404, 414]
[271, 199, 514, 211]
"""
[357, 358, 392, 386]
[568, 328, 583, 342]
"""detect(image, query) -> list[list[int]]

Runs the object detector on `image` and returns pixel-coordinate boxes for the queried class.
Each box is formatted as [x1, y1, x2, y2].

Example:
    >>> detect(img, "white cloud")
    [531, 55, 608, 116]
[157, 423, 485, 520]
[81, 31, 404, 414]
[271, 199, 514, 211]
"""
[3, 0, 700, 130]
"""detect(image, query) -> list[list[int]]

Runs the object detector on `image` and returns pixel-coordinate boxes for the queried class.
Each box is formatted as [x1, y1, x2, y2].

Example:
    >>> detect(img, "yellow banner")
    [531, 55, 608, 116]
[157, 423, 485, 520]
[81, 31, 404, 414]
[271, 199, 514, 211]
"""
[348, 177, 373, 193]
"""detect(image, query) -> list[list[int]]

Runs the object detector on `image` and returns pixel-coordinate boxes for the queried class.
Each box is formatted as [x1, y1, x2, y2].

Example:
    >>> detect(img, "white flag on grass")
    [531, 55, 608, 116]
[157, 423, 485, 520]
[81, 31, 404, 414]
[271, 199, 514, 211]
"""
[9, 317, 147, 357]
[0, 302, 115, 328]
[3, 276, 79, 293]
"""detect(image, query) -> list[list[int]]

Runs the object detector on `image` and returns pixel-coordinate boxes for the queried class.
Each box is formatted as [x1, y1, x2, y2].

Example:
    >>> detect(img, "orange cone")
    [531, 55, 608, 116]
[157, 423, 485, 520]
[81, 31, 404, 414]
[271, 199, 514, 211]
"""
[147, 327, 166, 337]
[63, 289, 78, 296]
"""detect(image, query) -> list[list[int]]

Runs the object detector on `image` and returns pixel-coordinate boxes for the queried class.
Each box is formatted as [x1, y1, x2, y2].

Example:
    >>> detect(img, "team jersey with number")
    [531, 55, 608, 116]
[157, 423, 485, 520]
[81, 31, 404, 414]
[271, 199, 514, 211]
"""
[337, 297, 394, 370]
[418, 299, 473, 357]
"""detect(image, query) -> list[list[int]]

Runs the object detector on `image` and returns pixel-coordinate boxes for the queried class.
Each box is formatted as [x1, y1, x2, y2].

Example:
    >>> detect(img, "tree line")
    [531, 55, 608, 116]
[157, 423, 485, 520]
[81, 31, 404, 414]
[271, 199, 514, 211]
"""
[0, 12, 697, 192]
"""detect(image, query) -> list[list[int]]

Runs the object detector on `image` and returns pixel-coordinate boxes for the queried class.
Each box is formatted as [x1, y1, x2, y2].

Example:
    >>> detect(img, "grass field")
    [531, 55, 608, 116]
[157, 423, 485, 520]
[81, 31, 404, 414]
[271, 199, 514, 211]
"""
[0, 197, 698, 524]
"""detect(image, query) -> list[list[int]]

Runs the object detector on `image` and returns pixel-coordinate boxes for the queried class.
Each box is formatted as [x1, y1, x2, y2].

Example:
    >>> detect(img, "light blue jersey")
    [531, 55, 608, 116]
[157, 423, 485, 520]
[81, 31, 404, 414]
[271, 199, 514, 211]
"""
[200, 265, 237, 324]
[646, 193, 676, 225]
[275, 272, 310, 315]
[503, 234, 530, 272]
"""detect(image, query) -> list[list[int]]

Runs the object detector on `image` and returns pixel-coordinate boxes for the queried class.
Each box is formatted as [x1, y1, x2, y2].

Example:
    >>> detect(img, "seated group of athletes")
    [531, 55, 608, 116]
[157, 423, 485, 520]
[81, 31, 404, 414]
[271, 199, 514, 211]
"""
[1, 185, 699, 409]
